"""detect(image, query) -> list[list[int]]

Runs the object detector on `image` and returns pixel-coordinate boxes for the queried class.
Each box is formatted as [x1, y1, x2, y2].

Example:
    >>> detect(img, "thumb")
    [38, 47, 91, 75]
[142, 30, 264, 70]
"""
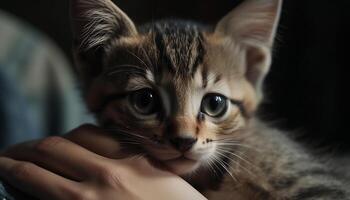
[63, 124, 127, 159]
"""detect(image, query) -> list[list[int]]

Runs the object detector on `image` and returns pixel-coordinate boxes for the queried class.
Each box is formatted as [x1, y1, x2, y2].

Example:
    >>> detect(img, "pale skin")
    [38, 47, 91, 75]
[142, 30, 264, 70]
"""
[0, 125, 207, 200]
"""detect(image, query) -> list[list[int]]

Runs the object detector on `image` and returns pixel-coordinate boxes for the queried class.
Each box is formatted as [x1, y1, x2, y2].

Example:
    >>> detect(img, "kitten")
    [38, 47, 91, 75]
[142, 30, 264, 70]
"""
[71, 0, 350, 199]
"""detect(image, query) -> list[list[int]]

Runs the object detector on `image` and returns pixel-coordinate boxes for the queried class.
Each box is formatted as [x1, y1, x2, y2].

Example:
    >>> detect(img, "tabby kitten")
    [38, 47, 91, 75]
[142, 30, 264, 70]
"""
[71, 0, 350, 199]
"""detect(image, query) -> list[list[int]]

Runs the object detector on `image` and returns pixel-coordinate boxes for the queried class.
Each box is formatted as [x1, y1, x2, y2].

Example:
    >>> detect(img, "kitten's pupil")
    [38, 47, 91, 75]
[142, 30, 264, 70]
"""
[202, 94, 228, 117]
[131, 89, 157, 115]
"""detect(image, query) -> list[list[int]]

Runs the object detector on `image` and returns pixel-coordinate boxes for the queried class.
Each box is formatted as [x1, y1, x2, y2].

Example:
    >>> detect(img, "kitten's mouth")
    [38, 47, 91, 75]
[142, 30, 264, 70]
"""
[145, 147, 207, 174]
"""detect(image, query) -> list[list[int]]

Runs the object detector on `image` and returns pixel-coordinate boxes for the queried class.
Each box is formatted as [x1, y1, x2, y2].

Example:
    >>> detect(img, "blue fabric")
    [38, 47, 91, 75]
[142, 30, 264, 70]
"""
[0, 182, 34, 200]
[0, 10, 94, 199]
[0, 11, 94, 150]
[0, 66, 40, 148]
[0, 183, 14, 200]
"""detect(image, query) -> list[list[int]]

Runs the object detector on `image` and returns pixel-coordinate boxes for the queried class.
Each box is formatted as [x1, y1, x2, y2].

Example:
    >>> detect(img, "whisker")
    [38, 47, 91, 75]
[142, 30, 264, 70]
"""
[216, 154, 253, 180]
[101, 127, 169, 150]
[215, 149, 256, 177]
[140, 46, 156, 71]
[103, 128, 150, 140]
[209, 157, 225, 178]
[106, 68, 145, 77]
[206, 159, 219, 178]
[115, 64, 144, 69]
[121, 132, 149, 140]
[126, 50, 150, 69]
[212, 133, 245, 142]
[216, 147, 255, 166]
[212, 154, 238, 182]
[129, 153, 147, 161]
[216, 128, 246, 135]
[214, 142, 256, 151]
[216, 147, 253, 165]
[101, 128, 164, 148]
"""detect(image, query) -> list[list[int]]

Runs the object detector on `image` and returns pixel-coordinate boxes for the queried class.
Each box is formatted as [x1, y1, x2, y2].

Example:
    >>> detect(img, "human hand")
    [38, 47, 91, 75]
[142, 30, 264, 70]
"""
[0, 125, 207, 200]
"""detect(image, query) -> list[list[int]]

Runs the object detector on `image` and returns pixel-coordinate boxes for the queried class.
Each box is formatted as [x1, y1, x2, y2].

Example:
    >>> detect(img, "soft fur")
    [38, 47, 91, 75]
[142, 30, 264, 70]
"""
[70, 0, 350, 199]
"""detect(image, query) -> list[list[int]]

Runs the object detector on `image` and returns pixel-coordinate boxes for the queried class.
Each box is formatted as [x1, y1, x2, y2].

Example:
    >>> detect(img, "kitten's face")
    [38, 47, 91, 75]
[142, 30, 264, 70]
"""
[71, 0, 281, 175]
[95, 27, 257, 174]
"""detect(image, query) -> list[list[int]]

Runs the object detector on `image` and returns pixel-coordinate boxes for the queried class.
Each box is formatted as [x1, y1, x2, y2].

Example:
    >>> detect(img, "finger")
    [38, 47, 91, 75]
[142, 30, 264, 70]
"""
[64, 124, 126, 159]
[2, 136, 106, 181]
[0, 157, 81, 200]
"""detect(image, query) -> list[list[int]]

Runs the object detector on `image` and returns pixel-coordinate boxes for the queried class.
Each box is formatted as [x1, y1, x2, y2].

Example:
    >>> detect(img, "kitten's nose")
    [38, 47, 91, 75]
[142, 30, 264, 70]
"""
[169, 136, 197, 152]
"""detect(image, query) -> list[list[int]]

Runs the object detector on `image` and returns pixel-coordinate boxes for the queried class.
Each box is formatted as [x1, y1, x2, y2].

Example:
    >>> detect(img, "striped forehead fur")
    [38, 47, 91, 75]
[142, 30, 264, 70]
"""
[104, 21, 209, 85]
[144, 21, 206, 79]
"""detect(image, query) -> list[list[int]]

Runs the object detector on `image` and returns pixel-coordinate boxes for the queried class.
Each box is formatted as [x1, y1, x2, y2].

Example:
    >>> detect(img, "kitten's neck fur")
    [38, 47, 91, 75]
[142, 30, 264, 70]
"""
[198, 118, 350, 199]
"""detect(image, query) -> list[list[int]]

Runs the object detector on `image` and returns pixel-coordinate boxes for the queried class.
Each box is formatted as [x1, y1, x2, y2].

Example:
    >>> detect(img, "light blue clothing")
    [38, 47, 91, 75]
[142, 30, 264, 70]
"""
[0, 10, 94, 199]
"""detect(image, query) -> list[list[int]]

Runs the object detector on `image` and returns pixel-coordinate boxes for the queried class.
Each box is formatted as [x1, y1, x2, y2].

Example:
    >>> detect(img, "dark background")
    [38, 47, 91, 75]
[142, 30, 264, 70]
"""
[0, 0, 348, 152]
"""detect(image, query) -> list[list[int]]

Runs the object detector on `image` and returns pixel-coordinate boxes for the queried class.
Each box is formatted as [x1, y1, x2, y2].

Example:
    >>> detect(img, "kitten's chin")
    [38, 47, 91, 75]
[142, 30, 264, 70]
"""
[163, 157, 201, 175]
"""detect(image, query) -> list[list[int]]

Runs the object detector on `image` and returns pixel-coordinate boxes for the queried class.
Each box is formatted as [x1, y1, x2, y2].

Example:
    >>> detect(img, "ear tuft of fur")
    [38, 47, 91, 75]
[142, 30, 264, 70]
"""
[70, 0, 137, 52]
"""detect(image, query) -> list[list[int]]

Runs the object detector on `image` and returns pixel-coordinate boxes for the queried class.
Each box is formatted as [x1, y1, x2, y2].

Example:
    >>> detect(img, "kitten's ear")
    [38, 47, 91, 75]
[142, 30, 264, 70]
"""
[216, 0, 282, 47]
[215, 0, 282, 96]
[70, 0, 137, 86]
[71, 0, 137, 51]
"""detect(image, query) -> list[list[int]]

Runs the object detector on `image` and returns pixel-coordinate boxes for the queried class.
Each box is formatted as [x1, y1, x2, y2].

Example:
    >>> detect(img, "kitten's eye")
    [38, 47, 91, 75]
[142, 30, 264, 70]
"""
[129, 89, 158, 115]
[201, 94, 228, 117]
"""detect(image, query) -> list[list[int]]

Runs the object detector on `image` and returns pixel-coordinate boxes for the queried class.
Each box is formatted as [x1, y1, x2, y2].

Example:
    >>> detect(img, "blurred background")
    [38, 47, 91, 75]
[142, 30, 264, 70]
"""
[0, 0, 348, 152]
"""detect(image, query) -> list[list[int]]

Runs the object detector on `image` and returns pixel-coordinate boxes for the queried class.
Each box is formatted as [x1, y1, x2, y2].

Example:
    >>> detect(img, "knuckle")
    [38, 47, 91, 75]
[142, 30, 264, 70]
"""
[34, 136, 66, 153]
[95, 165, 122, 187]
[96, 166, 113, 180]
[10, 162, 34, 180]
